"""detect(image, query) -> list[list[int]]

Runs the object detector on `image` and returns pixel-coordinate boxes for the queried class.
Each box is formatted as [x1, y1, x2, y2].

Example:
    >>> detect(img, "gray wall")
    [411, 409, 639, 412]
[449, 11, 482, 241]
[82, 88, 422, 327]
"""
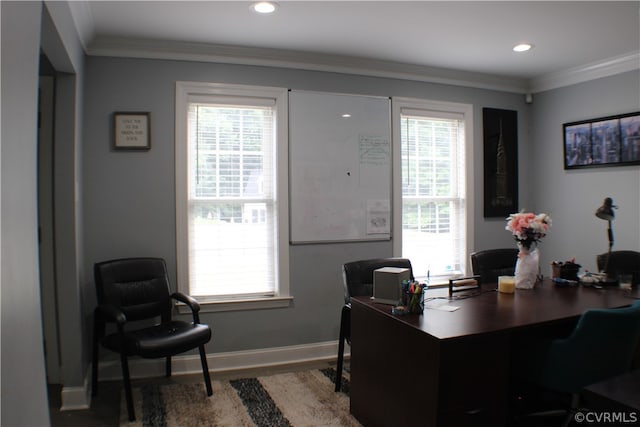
[83, 56, 530, 355]
[2, 2, 86, 424]
[1, 2, 51, 426]
[531, 71, 640, 273]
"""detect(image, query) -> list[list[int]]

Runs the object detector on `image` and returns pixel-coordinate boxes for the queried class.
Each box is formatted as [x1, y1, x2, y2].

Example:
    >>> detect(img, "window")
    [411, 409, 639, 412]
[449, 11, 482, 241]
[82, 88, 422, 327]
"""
[392, 98, 474, 283]
[175, 82, 290, 309]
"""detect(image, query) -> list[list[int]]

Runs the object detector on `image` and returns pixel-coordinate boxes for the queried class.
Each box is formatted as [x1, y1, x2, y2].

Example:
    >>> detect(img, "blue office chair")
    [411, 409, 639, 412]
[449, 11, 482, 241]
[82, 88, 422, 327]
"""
[335, 257, 414, 392]
[514, 300, 640, 426]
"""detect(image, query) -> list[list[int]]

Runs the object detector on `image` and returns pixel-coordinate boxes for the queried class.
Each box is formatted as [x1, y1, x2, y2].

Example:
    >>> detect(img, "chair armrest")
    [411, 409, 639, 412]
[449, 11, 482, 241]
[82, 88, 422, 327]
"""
[96, 304, 127, 325]
[172, 292, 203, 324]
[171, 292, 201, 312]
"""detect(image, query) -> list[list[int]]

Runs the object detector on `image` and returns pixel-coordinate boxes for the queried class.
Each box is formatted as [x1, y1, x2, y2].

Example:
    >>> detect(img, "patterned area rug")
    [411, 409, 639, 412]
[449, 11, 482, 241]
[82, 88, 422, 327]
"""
[120, 368, 360, 427]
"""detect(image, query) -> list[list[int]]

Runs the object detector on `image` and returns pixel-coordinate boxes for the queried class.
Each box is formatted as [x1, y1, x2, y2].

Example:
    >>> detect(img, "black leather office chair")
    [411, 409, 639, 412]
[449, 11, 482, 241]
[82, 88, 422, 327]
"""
[335, 257, 414, 392]
[596, 250, 640, 285]
[91, 257, 213, 421]
[514, 301, 640, 427]
[470, 248, 519, 285]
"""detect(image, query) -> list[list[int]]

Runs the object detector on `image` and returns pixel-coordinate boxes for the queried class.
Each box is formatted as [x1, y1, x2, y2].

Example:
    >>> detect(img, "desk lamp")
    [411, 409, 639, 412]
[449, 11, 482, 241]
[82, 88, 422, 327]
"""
[595, 197, 617, 279]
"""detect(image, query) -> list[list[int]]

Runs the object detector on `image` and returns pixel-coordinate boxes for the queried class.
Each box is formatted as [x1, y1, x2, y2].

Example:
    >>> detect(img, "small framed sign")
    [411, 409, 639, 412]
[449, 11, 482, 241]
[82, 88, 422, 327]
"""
[113, 112, 151, 150]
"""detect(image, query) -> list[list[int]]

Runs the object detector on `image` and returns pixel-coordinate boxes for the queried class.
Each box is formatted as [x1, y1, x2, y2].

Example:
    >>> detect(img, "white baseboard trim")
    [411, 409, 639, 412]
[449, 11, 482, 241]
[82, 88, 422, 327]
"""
[62, 340, 350, 411]
[97, 340, 349, 382]
[60, 370, 91, 411]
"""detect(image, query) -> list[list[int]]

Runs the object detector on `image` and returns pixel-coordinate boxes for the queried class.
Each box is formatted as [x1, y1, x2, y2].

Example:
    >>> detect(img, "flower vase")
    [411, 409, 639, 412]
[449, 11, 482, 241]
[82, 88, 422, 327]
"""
[515, 246, 539, 289]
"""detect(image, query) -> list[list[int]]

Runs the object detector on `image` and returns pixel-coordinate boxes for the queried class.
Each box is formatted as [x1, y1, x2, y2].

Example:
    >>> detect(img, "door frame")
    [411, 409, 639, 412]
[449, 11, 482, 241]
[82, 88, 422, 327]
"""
[38, 72, 61, 384]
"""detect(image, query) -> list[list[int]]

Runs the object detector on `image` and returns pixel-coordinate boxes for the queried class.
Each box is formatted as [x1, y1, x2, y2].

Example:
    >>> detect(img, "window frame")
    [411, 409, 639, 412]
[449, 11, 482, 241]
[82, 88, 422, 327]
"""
[391, 97, 475, 284]
[175, 81, 291, 312]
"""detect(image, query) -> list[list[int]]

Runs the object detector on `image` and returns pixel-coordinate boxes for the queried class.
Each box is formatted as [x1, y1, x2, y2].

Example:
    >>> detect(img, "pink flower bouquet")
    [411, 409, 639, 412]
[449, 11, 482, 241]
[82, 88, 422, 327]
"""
[505, 211, 551, 250]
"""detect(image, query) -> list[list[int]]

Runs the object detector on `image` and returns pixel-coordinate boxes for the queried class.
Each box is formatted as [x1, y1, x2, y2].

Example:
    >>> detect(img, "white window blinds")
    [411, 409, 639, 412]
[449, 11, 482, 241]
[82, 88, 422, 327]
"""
[175, 82, 289, 304]
[186, 101, 276, 298]
[399, 109, 467, 281]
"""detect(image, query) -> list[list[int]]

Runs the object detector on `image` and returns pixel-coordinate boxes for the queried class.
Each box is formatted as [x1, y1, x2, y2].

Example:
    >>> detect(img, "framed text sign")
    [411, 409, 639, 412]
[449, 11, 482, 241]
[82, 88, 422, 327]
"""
[563, 112, 640, 169]
[113, 112, 151, 150]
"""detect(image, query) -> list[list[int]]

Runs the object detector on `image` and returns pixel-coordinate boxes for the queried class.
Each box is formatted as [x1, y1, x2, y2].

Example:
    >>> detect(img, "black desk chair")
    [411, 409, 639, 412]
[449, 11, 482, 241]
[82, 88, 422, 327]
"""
[335, 257, 413, 392]
[514, 301, 640, 427]
[91, 257, 213, 421]
[470, 248, 519, 285]
[597, 250, 640, 285]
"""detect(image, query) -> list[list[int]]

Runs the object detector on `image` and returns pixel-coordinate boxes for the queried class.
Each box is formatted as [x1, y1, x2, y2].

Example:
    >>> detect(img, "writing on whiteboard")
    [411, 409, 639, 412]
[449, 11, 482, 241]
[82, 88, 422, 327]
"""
[367, 199, 390, 234]
[359, 135, 390, 167]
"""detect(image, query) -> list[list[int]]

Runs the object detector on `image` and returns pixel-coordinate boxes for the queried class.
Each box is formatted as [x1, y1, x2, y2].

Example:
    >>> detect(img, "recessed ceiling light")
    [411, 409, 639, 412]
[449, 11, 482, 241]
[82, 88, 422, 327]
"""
[341, 113, 352, 118]
[252, 2, 277, 14]
[513, 43, 533, 53]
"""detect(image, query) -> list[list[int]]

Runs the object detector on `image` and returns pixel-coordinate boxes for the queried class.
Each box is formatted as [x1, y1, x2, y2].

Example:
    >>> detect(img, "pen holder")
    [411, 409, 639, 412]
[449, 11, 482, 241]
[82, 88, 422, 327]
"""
[402, 291, 424, 314]
[560, 263, 581, 281]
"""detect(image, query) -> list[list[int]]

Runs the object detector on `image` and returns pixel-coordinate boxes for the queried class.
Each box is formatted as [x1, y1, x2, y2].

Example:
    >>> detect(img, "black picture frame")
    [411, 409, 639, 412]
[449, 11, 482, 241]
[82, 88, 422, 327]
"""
[483, 108, 518, 218]
[113, 112, 151, 151]
[563, 112, 640, 169]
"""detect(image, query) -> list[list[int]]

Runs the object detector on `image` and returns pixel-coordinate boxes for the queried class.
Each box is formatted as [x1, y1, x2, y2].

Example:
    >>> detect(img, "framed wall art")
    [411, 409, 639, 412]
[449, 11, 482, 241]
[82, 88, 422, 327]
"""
[483, 108, 518, 218]
[113, 112, 151, 150]
[563, 111, 640, 169]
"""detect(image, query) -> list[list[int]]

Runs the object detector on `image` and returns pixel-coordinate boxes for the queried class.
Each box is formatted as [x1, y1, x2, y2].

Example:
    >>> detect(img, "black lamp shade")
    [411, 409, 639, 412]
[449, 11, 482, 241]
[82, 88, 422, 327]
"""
[595, 197, 616, 221]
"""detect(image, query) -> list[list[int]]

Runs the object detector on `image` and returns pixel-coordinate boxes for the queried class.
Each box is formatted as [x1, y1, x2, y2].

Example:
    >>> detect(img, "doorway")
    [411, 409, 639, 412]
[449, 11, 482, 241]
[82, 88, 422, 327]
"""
[38, 53, 61, 384]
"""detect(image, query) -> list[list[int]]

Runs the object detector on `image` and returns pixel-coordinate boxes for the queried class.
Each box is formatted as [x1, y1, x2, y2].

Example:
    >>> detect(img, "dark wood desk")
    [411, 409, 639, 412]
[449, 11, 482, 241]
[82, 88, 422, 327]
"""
[350, 281, 639, 427]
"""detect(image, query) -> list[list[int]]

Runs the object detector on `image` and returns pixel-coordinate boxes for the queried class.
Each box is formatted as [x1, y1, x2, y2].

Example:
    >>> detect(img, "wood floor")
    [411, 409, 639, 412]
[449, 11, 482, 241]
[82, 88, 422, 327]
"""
[48, 380, 120, 427]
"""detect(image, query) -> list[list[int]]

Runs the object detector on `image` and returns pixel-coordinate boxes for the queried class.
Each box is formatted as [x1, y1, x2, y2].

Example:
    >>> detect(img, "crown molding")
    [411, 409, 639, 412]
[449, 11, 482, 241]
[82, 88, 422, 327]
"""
[87, 36, 530, 94]
[86, 36, 639, 95]
[65, 0, 94, 51]
[530, 51, 640, 93]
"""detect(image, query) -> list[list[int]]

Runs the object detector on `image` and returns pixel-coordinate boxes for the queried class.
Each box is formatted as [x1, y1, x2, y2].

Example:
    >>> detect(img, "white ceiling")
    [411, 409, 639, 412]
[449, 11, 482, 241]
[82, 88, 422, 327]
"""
[70, 1, 640, 93]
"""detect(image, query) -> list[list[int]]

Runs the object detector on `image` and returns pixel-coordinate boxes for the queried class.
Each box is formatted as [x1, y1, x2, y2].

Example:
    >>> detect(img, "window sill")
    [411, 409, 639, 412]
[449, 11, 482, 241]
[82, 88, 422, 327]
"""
[177, 296, 294, 314]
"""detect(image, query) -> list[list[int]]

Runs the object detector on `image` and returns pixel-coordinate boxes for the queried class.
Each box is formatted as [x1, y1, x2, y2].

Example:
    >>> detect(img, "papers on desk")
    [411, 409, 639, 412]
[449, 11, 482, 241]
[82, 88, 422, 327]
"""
[425, 299, 460, 312]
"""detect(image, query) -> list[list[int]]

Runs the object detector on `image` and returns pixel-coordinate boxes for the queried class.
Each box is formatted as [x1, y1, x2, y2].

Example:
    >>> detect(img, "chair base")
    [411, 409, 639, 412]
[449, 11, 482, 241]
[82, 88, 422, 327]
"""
[513, 412, 574, 427]
[335, 304, 350, 392]
[511, 388, 580, 427]
[92, 351, 213, 421]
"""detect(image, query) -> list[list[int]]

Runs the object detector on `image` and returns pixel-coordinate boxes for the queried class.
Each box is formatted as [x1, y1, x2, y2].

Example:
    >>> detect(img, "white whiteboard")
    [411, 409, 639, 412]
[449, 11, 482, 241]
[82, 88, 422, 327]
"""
[289, 91, 391, 243]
